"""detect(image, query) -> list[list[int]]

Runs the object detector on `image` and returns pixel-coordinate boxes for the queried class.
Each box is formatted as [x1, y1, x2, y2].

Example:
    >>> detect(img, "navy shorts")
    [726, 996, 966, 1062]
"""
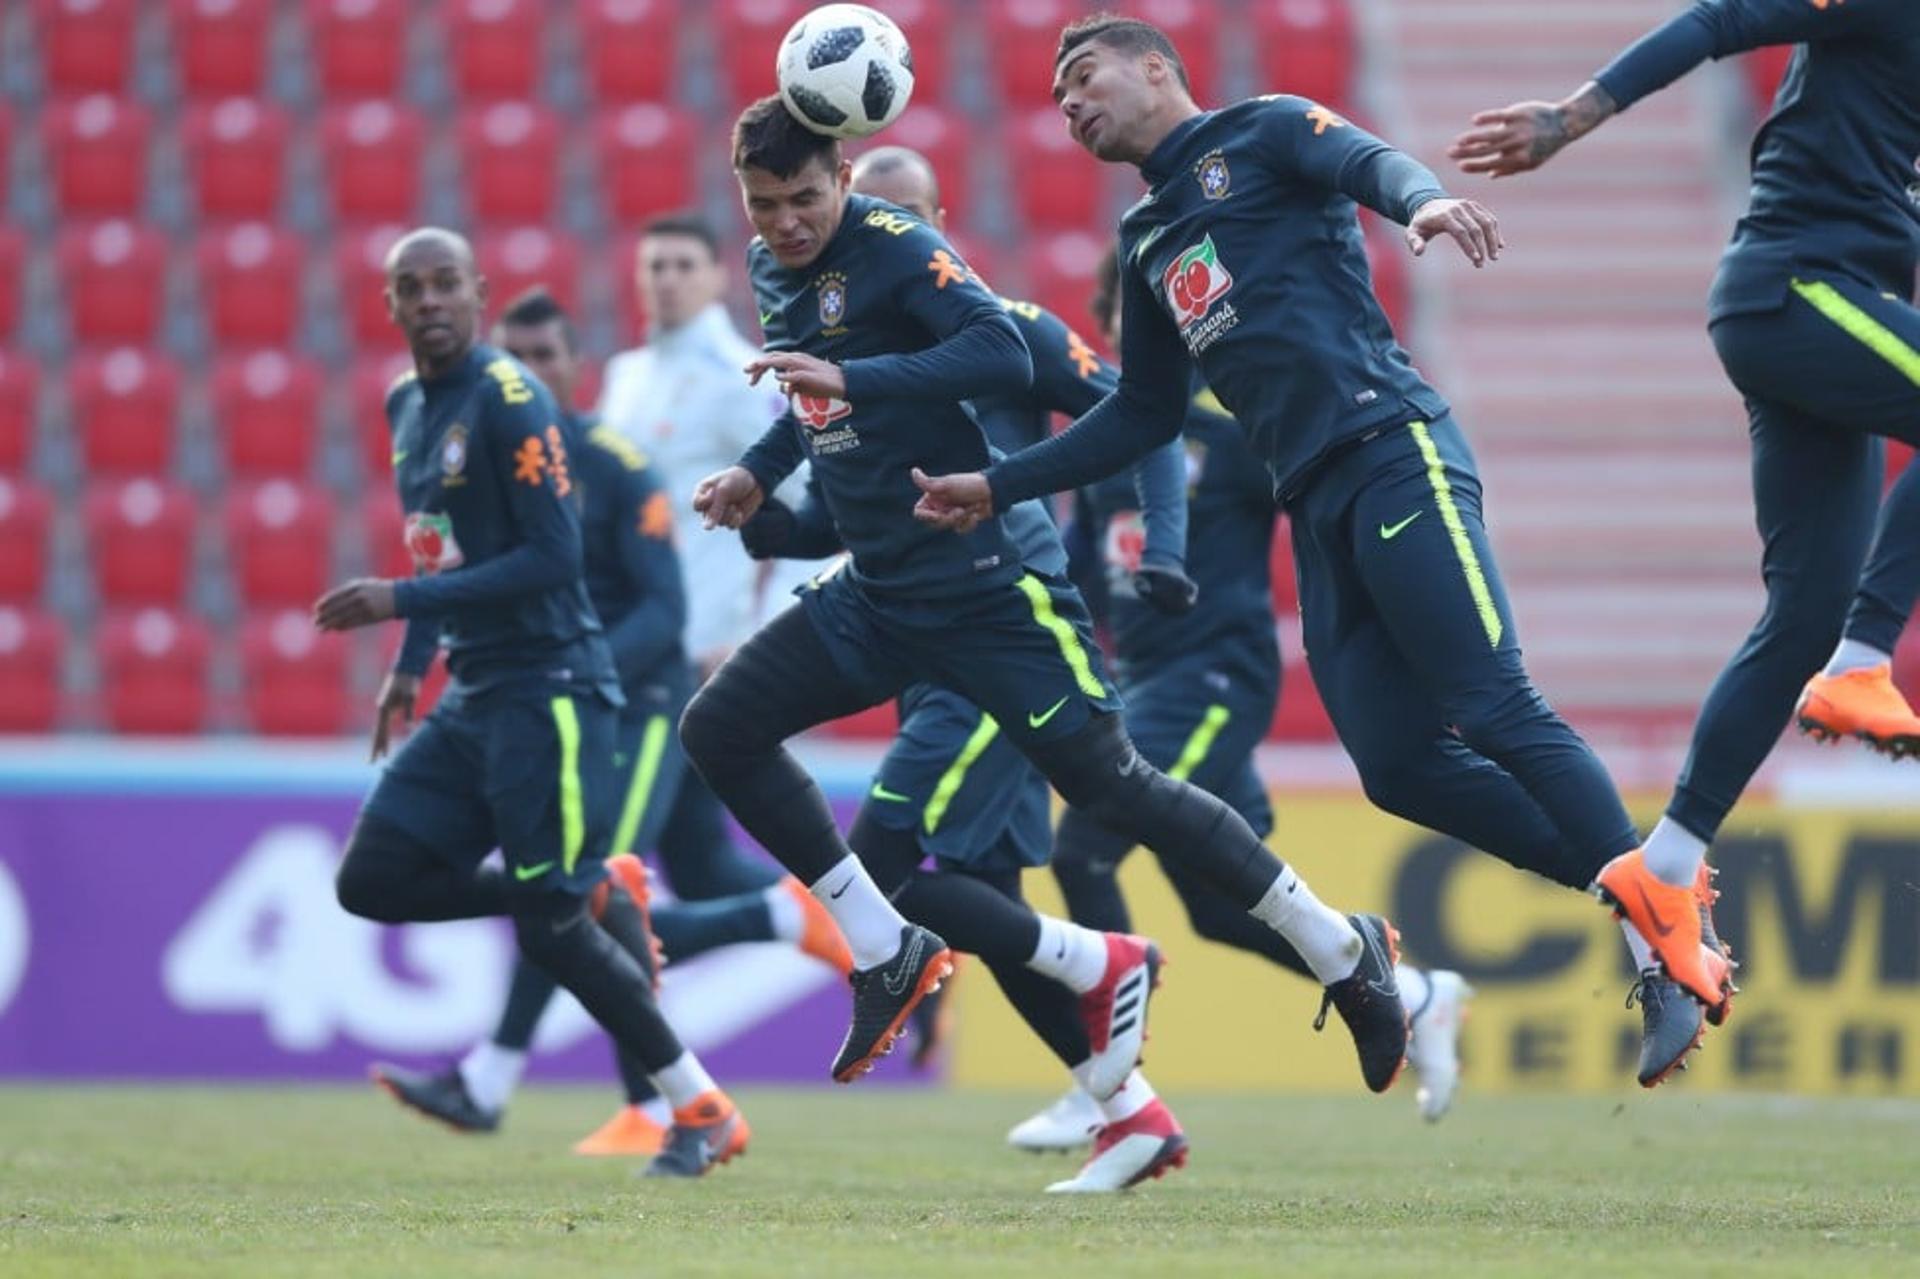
[1121, 657, 1277, 839]
[867, 683, 1052, 873]
[799, 565, 1123, 750]
[605, 667, 694, 862]
[360, 680, 620, 895]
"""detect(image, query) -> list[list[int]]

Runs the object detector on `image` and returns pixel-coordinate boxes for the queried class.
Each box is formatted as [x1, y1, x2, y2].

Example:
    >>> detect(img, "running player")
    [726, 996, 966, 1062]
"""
[684, 97, 1410, 1100]
[319, 228, 745, 1176]
[1448, 0, 1920, 1066]
[910, 17, 1721, 1085]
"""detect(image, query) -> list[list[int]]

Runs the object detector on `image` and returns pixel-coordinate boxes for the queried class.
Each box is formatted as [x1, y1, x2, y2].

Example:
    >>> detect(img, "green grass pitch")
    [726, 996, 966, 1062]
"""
[3, 1086, 1915, 1277]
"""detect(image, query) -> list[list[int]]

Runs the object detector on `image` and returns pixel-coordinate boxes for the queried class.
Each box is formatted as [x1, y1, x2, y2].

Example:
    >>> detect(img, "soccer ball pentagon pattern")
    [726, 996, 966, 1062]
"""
[776, 4, 916, 140]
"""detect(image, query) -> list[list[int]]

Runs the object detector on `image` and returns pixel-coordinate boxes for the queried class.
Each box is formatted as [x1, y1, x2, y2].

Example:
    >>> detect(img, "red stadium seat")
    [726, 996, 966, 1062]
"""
[197, 222, 303, 346]
[0, 226, 21, 343]
[170, 0, 273, 97]
[98, 607, 213, 734]
[1743, 46, 1795, 115]
[70, 348, 182, 474]
[309, 0, 408, 98]
[986, 0, 1078, 109]
[447, 0, 544, 101]
[459, 101, 561, 225]
[1132, 0, 1217, 104]
[594, 104, 696, 224]
[1024, 230, 1107, 330]
[478, 226, 581, 315]
[0, 478, 53, 602]
[352, 352, 414, 477]
[85, 477, 197, 606]
[183, 97, 289, 220]
[361, 490, 410, 579]
[227, 479, 335, 607]
[0, 354, 41, 472]
[1007, 108, 1104, 230]
[0, 606, 64, 731]
[36, 0, 139, 94]
[866, 0, 950, 103]
[321, 100, 424, 225]
[580, 0, 678, 102]
[335, 222, 406, 348]
[211, 350, 324, 478]
[44, 95, 151, 216]
[1252, 0, 1356, 110]
[855, 103, 967, 222]
[59, 220, 168, 345]
[716, 0, 806, 106]
[241, 609, 352, 735]
[0, 106, 12, 215]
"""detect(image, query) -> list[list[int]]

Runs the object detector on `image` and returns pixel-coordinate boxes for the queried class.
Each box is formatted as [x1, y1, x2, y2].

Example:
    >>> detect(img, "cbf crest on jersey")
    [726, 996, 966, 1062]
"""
[440, 422, 469, 486]
[816, 271, 849, 331]
[1196, 150, 1231, 200]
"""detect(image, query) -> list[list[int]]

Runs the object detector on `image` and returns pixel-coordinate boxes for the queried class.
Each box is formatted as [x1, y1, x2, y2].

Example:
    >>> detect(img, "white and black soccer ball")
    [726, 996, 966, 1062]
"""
[776, 4, 915, 140]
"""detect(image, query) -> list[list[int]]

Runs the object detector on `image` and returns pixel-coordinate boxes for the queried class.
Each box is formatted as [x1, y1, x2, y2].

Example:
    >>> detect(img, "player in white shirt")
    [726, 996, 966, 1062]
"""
[599, 212, 828, 675]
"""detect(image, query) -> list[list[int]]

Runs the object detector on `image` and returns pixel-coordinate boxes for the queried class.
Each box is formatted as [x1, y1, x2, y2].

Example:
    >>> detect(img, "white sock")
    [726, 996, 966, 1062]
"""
[1026, 915, 1111, 993]
[1071, 1066, 1155, 1125]
[809, 854, 906, 969]
[763, 879, 804, 943]
[1823, 638, 1891, 677]
[650, 1051, 718, 1110]
[1395, 964, 1431, 1020]
[1641, 816, 1708, 889]
[457, 1041, 526, 1113]
[1248, 866, 1362, 983]
[640, 1097, 672, 1126]
[1621, 919, 1656, 973]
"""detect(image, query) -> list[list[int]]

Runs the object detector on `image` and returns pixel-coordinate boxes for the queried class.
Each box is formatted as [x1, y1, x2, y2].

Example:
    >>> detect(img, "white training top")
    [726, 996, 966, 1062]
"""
[598, 302, 830, 658]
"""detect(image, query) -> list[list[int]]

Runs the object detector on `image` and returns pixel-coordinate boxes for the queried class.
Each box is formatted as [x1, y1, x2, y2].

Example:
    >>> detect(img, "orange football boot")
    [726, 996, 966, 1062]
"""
[642, 1091, 750, 1178]
[572, 1104, 667, 1157]
[1595, 849, 1732, 1017]
[603, 853, 665, 988]
[1694, 863, 1739, 1026]
[781, 876, 854, 975]
[1795, 663, 1920, 757]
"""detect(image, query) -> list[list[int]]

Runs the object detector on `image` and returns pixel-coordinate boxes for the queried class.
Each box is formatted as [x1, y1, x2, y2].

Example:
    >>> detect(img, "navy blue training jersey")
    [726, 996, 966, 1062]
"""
[988, 96, 1452, 510]
[569, 411, 688, 693]
[973, 297, 1117, 455]
[385, 343, 619, 698]
[738, 193, 1035, 602]
[1592, 0, 1920, 319]
[1081, 380, 1281, 684]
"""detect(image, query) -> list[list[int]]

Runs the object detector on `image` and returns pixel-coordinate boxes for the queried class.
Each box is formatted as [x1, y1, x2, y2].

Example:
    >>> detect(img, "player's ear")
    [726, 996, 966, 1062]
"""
[473, 272, 490, 310]
[934, 205, 948, 232]
[835, 157, 854, 194]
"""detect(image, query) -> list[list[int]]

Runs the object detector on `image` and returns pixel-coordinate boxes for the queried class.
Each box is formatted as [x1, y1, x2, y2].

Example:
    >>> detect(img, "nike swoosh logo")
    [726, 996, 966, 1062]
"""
[613, 753, 630, 769]
[391, 450, 408, 466]
[759, 311, 776, 328]
[1028, 695, 1071, 730]
[1379, 511, 1422, 540]
[828, 877, 855, 900]
[870, 783, 913, 803]
[882, 929, 927, 997]
[1634, 883, 1676, 938]
[515, 861, 555, 882]
[1362, 921, 1399, 998]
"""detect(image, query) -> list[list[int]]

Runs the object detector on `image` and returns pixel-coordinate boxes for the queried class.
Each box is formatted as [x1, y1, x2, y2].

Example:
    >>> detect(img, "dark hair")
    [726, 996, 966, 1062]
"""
[497, 286, 577, 352]
[1090, 241, 1121, 333]
[640, 210, 722, 261]
[1055, 13, 1191, 94]
[732, 95, 842, 179]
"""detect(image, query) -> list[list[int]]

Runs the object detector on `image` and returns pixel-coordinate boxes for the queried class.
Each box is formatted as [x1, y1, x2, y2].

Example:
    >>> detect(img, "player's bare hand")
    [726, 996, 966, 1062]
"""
[369, 670, 421, 762]
[314, 578, 398, 631]
[1407, 197, 1503, 267]
[911, 468, 993, 534]
[691, 466, 766, 530]
[744, 351, 846, 400]
[1447, 101, 1566, 178]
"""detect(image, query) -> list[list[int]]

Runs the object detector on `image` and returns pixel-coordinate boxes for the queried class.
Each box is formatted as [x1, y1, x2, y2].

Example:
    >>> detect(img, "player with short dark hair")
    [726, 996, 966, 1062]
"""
[910, 16, 1723, 1086]
[1449, 0, 1920, 1058]
[371, 286, 849, 1158]
[684, 97, 1411, 1103]
[318, 229, 745, 1177]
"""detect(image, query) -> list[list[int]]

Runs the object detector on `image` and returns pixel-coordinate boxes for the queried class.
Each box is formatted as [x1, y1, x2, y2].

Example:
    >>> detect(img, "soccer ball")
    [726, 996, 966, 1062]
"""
[776, 4, 915, 140]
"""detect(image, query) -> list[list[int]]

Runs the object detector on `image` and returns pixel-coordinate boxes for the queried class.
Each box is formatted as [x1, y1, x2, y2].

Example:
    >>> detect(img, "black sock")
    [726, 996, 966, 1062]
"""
[953, 867, 1089, 1069]
[491, 959, 558, 1051]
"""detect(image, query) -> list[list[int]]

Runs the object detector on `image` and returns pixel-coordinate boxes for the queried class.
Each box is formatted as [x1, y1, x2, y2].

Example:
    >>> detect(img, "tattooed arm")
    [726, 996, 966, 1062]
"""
[1446, 81, 1618, 179]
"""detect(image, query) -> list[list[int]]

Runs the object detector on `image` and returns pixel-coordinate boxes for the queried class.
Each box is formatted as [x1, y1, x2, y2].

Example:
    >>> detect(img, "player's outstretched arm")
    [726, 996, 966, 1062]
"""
[1447, 83, 1617, 179]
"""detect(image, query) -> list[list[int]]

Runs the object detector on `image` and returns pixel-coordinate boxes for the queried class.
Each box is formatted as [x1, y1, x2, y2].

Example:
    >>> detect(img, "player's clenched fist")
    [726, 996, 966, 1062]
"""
[692, 466, 766, 530]
[911, 467, 994, 534]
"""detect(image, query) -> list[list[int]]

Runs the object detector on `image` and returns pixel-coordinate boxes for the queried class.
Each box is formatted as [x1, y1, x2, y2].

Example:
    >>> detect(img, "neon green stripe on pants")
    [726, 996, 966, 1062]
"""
[1168, 704, 1232, 782]
[923, 713, 1001, 836]
[1014, 573, 1107, 699]
[1408, 421, 1504, 649]
[1791, 278, 1920, 387]
[549, 696, 585, 875]
[609, 715, 671, 856]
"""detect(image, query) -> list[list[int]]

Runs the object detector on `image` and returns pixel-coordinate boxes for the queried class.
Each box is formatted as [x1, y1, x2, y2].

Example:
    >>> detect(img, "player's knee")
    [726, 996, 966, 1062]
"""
[334, 843, 406, 923]
[1029, 713, 1137, 813]
[1446, 683, 1558, 757]
[678, 682, 739, 775]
